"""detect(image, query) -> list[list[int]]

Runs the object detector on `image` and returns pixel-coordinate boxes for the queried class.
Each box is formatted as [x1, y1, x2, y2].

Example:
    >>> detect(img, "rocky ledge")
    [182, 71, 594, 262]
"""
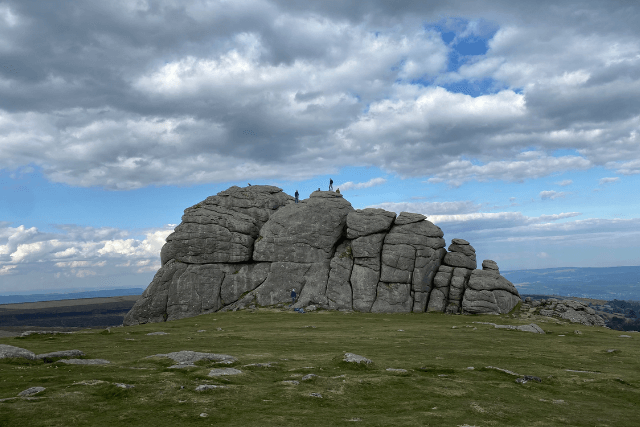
[124, 185, 521, 325]
[518, 297, 605, 327]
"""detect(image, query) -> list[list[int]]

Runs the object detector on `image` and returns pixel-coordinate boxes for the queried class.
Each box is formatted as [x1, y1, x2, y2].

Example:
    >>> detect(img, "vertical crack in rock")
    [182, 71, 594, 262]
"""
[123, 186, 521, 325]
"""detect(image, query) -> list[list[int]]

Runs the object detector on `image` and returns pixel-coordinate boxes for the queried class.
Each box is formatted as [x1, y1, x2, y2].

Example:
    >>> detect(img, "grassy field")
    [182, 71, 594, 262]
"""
[0, 306, 638, 426]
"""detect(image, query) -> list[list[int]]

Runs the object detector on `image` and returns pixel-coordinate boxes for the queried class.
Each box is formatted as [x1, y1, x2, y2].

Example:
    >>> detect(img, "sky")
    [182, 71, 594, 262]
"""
[1, 0, 640, 296]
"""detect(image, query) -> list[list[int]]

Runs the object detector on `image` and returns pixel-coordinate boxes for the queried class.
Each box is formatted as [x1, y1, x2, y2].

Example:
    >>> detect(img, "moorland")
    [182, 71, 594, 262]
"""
[1, 303, 638, 427]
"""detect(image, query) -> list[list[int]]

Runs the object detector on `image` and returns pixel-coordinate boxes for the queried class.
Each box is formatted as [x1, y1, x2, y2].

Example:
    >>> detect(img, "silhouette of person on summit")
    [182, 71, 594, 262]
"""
[295, 190, 299, 203]
[329, 178, 333, 191]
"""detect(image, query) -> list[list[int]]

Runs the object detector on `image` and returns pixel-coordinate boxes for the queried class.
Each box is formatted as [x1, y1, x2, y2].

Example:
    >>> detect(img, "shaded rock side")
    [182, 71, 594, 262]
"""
[427, 265, 453, 312]
[161, 185, 293, 265]
[124, 260, 271, 325]
[253, 190, 354, 263]
[462, 269, 521, 315]
[445, 267, 473, 314]
[380, 216, 445, 312]
[370, 282, 412, 313]
[326, 240, 354, 310]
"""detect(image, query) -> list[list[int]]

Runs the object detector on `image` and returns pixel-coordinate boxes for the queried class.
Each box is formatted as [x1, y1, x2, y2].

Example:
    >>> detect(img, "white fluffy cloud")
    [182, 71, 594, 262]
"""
[0, 223, 174, 282]
[0, 1, 638, 188]
[336, 177, 386, 191]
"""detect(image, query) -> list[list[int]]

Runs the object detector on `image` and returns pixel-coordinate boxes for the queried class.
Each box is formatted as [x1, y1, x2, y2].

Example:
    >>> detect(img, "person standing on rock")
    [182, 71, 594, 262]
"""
[329, 178, 333, 191]
[291, 288, 296, 306]
[295, 190, 299, 203]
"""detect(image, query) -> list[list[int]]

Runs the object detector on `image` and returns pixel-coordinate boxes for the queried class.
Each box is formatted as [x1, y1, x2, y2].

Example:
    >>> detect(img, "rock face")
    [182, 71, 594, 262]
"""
[124, 185, 521, 325]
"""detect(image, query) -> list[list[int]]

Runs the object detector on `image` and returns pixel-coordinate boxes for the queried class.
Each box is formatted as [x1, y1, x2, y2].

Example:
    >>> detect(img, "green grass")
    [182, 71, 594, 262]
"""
[0, 309, 638, 426]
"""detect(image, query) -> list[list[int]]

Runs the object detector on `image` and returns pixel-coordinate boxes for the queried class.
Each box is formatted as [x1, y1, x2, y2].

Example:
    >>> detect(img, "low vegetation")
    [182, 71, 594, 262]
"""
[1, 309, 638, 426]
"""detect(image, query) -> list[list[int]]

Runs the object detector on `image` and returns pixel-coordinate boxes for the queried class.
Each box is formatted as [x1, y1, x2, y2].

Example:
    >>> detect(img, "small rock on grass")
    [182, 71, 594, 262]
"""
[195, 385, 226, 391]
[343, 353, 372, 364]
[386, 368, 407, 373]
[309, 393, 322, 398]
[302, 374, 317, 381]
[208, 368, 242, 377]
[57, 359, 110, 365]
[18, 387, 45, 397]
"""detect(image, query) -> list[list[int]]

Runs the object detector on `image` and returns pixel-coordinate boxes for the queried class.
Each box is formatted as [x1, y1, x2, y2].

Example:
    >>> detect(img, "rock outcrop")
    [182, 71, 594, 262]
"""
[519, 297, 606, 326]
[124, 185, 521, 325]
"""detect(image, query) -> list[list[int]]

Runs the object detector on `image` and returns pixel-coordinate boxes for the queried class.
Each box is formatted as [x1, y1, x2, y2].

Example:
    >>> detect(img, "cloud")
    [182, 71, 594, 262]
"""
[599, 177, 619, 185]
[0, 222, 174, 287]
[537, 252, 549, 258]
[556, 179, 573, 186]
[336, 177, 386, 191]
[0, 1, 638, 188]
[540, 190, 567, 200]
[367, 200, 482, 216]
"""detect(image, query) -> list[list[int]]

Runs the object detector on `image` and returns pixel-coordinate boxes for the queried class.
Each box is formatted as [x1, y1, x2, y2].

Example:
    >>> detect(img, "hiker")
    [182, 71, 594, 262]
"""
[329, 178, 333, 191]
[295, 190, 299, 203]
[291, 288, 296, 305]
[248, 183, 251, 186]
[336, 188, 340, 194]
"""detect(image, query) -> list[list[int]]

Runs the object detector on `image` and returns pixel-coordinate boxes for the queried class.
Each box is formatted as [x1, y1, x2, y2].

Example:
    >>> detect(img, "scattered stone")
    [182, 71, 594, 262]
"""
[515, 375, 542, 384]
[466, 367, 475, 370]
[574, 330, 582, 335]
[524, 298, 605, 326]
[282, 380, 300, 385]
[309, 392, 323, 398]
[36, 350, 85, 360]
[343, 353, 372, 364]
[19, 331, 74, 338]
[73, 380, 107, 386]
[197, 330, 206, 332]
[115, 383, 135, 389]
[57, 359, 110, 365]
[305, 305, 317, 312]
[146, 332, 169, 335]
[619, 335, 632, 338]
[208, 368, 242, 376]
[301, 374, 318, 381]
[565, 369, 600, 373]
[145, 350, 237, 368]
[18, 387, 45, 397]
[243, 362, 276, 368]
[386, 368, 408, 373]
[200, 413, 208, 418]
[0, 344, 36, 360]
[607, 349, 617, 353]
[195, 385, 226, 391]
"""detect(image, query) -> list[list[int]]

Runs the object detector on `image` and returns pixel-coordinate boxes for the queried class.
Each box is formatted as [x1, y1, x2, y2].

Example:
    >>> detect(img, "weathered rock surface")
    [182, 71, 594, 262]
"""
[124, 184, 521, 324]
[462, 269, 521, 315]
[519, 298, 605, 326]
[343, 353, 372, 364]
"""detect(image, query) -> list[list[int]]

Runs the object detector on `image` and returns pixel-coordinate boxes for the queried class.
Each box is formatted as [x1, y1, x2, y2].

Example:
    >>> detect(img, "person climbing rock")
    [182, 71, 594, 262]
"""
[336, 188, 340, 194]
[329, 178, 333, 191]
[291, 288, 297, 305]
[295, 190, 299, 203]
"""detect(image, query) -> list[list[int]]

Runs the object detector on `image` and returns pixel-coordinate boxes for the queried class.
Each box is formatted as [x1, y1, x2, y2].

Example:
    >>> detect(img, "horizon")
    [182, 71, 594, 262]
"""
[1, 1, 640, 295]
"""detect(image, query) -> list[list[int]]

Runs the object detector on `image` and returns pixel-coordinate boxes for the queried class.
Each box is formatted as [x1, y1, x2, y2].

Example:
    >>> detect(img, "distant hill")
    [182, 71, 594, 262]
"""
[503, 265, 640, 301]
[0, 288, 145, 305]
[1, 265, 639, 305]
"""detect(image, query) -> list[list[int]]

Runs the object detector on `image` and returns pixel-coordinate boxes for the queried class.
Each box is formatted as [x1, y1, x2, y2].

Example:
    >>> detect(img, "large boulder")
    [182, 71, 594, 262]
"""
[123, 184, 526, 325]
[253, 191, 354, 262]
[161, 185, 292, 265]
[462, 269, 521, 314]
